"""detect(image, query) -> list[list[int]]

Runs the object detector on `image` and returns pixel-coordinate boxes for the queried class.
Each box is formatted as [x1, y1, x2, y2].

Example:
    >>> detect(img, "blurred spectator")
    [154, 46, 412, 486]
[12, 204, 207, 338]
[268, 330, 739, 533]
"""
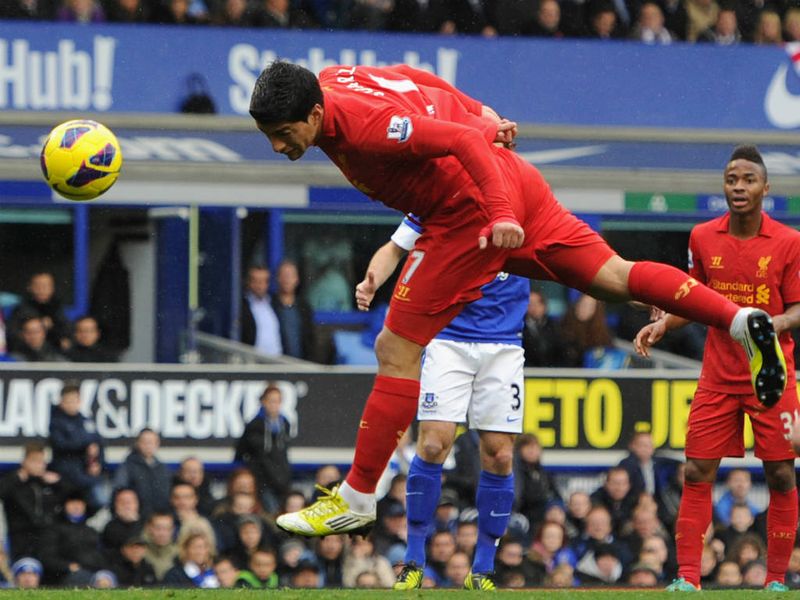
[522, 290, 564, 367]
[315, 535, 345, 586]
[387, 0, 448, 32]
[291, 558, 323, 588]
[576, 543, 623, 584]
[700, 543, 719, 586]
[56, 0, 106, 21]
[0, 442, 61, 561]
[433, 488, 461, 533]
[715, 468, 757, 525]
[741, 559, 767, 587]
[65, 315, 118, 362]
[212, 0, 256, 24]
[567, 491, 592, 538]
[0, 0, 57, 18]
[252, 0, 316, 27]
[785, 8, 800, 40]
[236, 547, 280, 588]
[229, 514, 276, 568]
[587, 1, 620, 38]
[659, 0, 688, 37]
[213, 494, 262, 555]
[423, 530, 456, 586]
[590, 467, 637, 534]
[91, 569, 118, 588]
[40, 488, 105, 586]
[636, 534, 673, 581]
[213, 556, 240, 588]
[785, 547, 800, 588]
[10, 316, 67, 362]
[162, 529, 219, 587]
[175, 456, 215, 517]
[727, 533, 765, 568]
[491, 0, 537, 35]
[530, 0, 564, 36]
[155, 0, 204, 23]
[213, 467, 260, 515]
[143, 511, 178, 581]
[571, 505, 632, 567]
[525, 521, 578, 584]
[716, 559, 743, 586]
[102, 488, 143, 552]
[627, 561, 659, 586]
[617, 431, 674, 498]
[442, 550, 471, 588]
[630, 1, 673, 41]
[235, 383, 293, 512]
[114, 428, 172, 519]
[513, 433, 562, 526]
[48, 382, 106, 510]
[754, 9, 783, 43]
[547, 562, 576, 587]
[656, 461, 684, 530]
[105, 0, 151, 22]
[454, 519, 478, 558]
[342, 535, 395, 588]
[685, 0, 720, 40]
[440, 0, 497, 36]
[8, 272, 71, 353]
[110, 534, 157, 587]
[11, 557, 43, 589]
[354, 570, 381, 587]
[559, 294, 615, 367]
[716, 502, 755, 550]
[698, 7, 740, 43]
[620, 504, 670, 556]
[445, 429, 480, 505]
[241, 266, 282, 356]
[307, 263, 353, 312]
[170, 482, 216, 544]
[272, 259, 317, 361]
[372, 498, 408, 557]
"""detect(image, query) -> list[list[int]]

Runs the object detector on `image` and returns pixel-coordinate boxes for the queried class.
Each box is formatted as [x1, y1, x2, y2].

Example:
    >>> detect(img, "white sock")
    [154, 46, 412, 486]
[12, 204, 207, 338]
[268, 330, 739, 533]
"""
[729, 307, 755, 344]
[338, 482, 376, 515]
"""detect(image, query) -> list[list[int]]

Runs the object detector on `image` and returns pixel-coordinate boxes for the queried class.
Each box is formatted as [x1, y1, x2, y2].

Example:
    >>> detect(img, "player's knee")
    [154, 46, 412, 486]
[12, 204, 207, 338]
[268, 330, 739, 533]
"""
[684, 460, 716, 483]
[374, 329, 420, 372]
[418, 438, 448, 463]
[764, 461, 796, 491]
[481, 443, 514, 473]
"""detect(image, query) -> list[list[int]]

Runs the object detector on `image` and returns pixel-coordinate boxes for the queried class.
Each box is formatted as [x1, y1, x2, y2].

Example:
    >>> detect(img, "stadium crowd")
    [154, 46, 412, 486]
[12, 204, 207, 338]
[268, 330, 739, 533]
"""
[2, 0, 800, 45]
[0, 378, 792, 589]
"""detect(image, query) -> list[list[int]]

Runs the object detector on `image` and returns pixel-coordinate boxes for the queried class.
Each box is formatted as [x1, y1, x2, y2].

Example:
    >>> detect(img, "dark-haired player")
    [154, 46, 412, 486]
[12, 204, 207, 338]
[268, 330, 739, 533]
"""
[635, 145, 800, 592]
[249, 62, 786, 539]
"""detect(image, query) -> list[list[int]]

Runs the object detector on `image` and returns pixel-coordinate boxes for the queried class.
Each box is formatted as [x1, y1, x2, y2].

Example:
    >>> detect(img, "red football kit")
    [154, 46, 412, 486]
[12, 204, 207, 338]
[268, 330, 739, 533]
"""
[316, 64, 612, 345]
[686, 212, 800, 460]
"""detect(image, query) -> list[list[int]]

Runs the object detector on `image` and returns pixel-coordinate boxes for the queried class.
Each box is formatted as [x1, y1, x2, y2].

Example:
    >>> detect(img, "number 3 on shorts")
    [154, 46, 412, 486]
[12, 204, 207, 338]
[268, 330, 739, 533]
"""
[780, 409, 800, 439]
[402, 250, 425, 284]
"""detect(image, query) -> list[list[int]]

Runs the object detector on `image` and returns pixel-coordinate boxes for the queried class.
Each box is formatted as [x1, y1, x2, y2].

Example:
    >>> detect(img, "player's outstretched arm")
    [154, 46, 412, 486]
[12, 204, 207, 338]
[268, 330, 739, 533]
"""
[771, 303, 800, 336]
[355, 241, 406, 311]
[633, 313, 690, 357]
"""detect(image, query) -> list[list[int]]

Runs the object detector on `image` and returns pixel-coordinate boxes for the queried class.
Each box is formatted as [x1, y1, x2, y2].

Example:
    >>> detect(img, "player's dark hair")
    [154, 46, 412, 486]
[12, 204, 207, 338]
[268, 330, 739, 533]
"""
[729, 144, 767, 180]
[249, 61, 323, 124]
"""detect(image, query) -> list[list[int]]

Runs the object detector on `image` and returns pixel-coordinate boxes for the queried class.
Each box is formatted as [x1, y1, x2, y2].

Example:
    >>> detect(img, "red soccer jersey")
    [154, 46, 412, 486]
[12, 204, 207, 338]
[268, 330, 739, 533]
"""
[315, 65, 518, 224]
[689, 212, 800, 394]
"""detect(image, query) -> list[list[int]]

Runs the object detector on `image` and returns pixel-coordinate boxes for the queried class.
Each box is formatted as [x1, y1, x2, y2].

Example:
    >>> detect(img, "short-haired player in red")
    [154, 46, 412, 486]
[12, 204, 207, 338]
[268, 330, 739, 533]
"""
[249, 62, 787, 539]
[635, 145, 800, 592]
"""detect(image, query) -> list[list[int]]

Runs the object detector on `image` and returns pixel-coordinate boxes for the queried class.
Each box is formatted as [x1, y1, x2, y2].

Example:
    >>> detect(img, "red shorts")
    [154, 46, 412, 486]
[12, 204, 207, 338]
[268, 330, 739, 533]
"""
[385, 156, 615, 346]
[685, 385, 799, 461]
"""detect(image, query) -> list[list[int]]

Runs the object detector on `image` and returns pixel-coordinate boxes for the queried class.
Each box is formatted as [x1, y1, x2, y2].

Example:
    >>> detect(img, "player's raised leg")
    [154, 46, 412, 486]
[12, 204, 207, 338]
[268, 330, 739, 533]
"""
[276, 327, 425, 536]
[590, 255, 786, 406]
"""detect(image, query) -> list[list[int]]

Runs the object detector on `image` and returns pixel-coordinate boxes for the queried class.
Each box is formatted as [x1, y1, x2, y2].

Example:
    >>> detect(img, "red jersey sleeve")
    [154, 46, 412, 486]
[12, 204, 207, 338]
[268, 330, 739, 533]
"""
[688, 228, 705, 282]
[339, 104, 517, 224]
[383, 64, 484, 116]
[780, 241, 800, 305]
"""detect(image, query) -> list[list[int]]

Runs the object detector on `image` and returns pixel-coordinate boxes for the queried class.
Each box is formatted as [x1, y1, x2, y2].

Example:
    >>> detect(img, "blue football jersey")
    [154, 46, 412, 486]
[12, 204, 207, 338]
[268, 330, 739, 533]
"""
[390, 215, 529, 345]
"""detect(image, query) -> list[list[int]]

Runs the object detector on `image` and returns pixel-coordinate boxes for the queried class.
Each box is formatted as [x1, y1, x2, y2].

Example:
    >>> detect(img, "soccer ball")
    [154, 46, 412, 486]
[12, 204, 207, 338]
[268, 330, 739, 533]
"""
[40, 119, 123, 201]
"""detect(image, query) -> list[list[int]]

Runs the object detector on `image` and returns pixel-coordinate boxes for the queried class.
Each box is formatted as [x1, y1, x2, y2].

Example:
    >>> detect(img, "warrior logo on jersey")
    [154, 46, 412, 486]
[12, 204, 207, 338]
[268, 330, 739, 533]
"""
[757, 256, 772, 278]
[387, 116, 413, 143]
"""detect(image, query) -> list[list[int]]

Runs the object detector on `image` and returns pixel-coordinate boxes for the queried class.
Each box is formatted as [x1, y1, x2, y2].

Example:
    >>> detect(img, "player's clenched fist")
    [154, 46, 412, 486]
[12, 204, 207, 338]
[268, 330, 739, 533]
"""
[479, 220, 524, 250]
[355, 272, 377, 311]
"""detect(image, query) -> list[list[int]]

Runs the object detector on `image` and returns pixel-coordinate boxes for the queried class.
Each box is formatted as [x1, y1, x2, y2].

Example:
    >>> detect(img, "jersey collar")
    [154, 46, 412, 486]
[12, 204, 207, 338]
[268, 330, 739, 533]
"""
[716, 211, 775, 238]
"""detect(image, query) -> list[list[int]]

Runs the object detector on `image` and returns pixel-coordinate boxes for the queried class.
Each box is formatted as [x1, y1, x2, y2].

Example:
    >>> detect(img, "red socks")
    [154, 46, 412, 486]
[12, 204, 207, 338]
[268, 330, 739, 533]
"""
[675, 481, 713, 587]
[766, 487, 798, 584]
[628, 261, 739, 330]
[345, 374, 420, 494]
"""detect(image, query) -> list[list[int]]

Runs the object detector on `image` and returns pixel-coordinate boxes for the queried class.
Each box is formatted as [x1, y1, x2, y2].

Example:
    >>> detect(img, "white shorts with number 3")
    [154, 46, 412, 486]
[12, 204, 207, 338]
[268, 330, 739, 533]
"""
[417, 339, 524, 433]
